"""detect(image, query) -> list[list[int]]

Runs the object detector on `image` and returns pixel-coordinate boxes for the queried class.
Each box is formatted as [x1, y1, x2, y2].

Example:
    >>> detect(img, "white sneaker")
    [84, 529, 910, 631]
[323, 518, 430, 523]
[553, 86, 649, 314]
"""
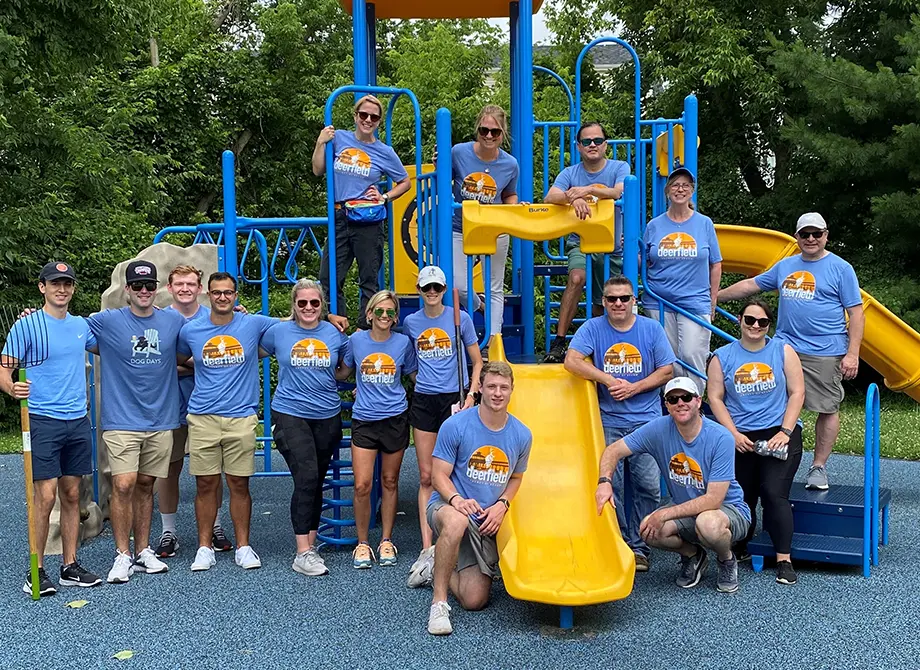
[133, 547, 169, 574]
[235, 545, 262, 569]
[407, 546, 435, 588]
[427, 600, 453, 635]
[106, 551, 135, 584]
[293, 548, 329, 576]
[191, 546, 216, 572]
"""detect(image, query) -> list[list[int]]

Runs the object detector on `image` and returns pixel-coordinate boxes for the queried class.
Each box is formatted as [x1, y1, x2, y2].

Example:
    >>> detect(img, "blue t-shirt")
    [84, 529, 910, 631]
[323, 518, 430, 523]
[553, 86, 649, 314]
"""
[643, 211, 722, 315]
[178, 313, 276, 418]
[170, 305, 210, 426]
[552, 159, 630, 248]
[451, 142, 519, 232]
[88, 307, 185, 432]
[262, 320, 350, 420]
[430, 407, 532, 509]
[403, 307, 478, 395]
[712, 337, 789, 432]
[343, 330, 417, 421]
[569, 315, 676, 429]
[331, 130, 408, 202]
[753, 252, 862, 356]
[2, 311, 96, 421]
[624, 416, 750, 521]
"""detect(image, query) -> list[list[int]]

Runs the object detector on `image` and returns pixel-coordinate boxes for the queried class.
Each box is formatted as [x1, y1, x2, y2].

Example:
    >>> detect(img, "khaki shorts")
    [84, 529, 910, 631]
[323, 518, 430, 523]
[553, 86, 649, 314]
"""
[798, 353, 845, 414]
[187, 414, 259, 477]
[427, 498, 499, 578]
[170, 424, 189, 464]
[103, 430, 173, 479]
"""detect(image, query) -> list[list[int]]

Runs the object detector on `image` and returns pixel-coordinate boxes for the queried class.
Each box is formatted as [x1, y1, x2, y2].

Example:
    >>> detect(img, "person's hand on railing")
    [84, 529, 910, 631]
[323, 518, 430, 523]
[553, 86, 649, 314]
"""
[572, 197, 591, 221]
[316, 125, 335, 145]
[595, 480, 615, 515]
[732, 430, 754, 453]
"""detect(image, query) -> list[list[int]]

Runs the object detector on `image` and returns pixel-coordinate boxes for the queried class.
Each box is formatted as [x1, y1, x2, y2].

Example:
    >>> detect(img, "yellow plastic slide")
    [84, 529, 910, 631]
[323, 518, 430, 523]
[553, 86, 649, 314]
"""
[716, 225, 920, 403]
[490, 336, 635, 608]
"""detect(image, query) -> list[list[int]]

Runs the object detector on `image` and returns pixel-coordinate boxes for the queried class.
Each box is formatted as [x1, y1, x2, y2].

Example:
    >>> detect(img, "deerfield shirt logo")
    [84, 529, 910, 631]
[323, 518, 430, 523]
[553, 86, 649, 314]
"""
[202, 336, 245, 367]
[460, 172, 498, 203]
[603, 343, 642, 375]
[290, 338, 331, 368]
[465, 446, 511, 486]
[732, 362, 777, 395]
[360, 353, 396, 384]
[657, 232, 698, 259]
[668, 452, 704, 490]
[334, 148, 372, 177]
[416, 328, 453, 359]
[781, 271, 816, 300]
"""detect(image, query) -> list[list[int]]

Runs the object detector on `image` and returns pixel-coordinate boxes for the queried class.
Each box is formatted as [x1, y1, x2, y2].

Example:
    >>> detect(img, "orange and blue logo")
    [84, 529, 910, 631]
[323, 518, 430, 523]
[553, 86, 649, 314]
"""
[360, 353, 397, 384]
[291, 338, 331, 368]
[460, 172, 498, 203]
[732, 362, 777, 394]
[668, 452, 704, 490]
[465, 446, 511, 486]
[603, 343, 643, 376]
[417, 328, 453, 360]
[657, 232, 698, 259]
[202, 335, 245, 367]
[334, 147, 372, 177]
[781, 271, 816, 300]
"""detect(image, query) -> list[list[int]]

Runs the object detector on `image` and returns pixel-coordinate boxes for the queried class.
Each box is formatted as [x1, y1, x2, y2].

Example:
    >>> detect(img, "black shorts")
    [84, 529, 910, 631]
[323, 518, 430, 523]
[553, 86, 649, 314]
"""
[410, 391, 461, 433]
[30, 414, 93, 481]
[351, 410, 410, 454]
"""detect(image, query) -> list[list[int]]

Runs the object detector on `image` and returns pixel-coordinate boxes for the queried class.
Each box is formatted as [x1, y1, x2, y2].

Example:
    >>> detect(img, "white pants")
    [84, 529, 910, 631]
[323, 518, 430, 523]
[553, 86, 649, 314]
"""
[646, 309, 712, 395]
[452, 230, 509, 342]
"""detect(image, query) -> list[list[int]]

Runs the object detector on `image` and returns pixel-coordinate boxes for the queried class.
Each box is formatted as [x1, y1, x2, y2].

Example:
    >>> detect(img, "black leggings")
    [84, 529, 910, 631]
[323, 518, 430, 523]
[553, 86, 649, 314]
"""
[734, 424, 803, 554]
[271, 411, 342, 536]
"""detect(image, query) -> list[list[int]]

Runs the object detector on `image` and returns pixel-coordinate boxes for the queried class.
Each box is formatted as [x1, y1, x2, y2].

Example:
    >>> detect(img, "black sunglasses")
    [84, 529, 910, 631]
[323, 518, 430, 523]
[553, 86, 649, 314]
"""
[418, 284, 445, 294]
[129, 281, 157, 292]
[797, 229, 826, 240]
[297, 299, 322, 309]
[478, 126, 503, 138]
[356, 110, 381, 123]
[579, 137, 606, 147]
[665, 393, 696, 405]
[603, 294, 633, 304]
[742, 315, 770, 328]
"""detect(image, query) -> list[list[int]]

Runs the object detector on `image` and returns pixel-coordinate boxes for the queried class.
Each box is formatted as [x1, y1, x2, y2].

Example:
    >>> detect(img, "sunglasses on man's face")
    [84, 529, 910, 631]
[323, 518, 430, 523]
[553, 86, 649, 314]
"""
[373, 308, 397, 318]
[297, 299, 322, 309]
[797, 229, 826, 240]
[579, 137, 606, 147]
[665, 393, 696, 405]
[603, 294, 633, 304]
[356, 110, 381, 123]
[742, 315, 770, 328]
[478, 126, 503, 138]
[419, 284, 445, 294]
[210, 289, 236, 299]
[129, 281, 157, 292]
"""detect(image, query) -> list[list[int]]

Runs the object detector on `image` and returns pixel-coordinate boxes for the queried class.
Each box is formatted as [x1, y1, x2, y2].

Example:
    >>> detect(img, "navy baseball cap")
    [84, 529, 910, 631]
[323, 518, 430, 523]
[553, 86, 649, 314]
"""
[39, 262, 77, 283]
[125, 261, 158, 284]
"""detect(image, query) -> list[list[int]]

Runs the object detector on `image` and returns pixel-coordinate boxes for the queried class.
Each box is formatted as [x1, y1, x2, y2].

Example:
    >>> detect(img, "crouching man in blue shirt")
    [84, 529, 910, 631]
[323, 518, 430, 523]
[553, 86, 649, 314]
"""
[425, 361, 532, 636]
[595, 377, 751, 593]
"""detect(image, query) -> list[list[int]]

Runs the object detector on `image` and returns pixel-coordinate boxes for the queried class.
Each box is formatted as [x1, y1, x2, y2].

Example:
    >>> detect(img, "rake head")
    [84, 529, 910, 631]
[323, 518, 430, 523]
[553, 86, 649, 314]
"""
[0, 305, 50, 370]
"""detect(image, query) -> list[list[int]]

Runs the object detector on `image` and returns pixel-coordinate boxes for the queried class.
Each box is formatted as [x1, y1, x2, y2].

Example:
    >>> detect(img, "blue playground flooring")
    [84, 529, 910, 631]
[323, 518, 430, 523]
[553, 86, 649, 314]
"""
[0, 450, 917, 670]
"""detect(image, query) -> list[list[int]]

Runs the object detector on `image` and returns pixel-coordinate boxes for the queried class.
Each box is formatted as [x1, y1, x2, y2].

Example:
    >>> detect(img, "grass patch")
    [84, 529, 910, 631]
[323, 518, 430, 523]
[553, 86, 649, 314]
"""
[0, 431, 22, 455]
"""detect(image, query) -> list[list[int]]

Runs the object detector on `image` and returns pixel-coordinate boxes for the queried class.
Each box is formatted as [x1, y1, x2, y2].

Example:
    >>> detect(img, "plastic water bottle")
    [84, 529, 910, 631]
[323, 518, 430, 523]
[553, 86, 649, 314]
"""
[754, 440, 788, 461]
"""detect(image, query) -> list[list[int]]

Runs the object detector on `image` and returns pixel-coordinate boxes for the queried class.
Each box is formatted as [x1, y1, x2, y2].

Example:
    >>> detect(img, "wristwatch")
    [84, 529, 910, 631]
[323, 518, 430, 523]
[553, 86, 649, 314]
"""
[498, 497, 510, 509]
[780, 427, 793, 437]
[598, 476, 613, 486]
[381, 192, 389, 202]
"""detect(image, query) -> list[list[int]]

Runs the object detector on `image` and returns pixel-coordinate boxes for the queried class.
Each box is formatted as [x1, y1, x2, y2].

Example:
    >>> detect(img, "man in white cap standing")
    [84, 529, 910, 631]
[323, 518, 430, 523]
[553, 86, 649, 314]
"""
[717, 213, 864, 490]
[595, 377, 750, 594]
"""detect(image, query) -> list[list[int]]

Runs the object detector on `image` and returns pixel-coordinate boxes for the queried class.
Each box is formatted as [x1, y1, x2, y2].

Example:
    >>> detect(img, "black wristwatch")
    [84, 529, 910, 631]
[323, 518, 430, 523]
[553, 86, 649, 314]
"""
[780, 427, 793, 437]
[598, 476, 613, 486]
[498, 497, 510, 510]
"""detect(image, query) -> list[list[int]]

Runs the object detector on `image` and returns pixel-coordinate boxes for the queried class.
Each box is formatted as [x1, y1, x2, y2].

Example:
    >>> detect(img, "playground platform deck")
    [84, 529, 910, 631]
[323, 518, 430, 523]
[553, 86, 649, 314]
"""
[0, 450, 917, 670]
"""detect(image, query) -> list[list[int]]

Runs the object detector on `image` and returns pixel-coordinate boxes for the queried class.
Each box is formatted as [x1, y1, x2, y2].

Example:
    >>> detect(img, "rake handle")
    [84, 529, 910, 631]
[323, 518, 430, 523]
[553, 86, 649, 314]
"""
[20, 369, 40, 601]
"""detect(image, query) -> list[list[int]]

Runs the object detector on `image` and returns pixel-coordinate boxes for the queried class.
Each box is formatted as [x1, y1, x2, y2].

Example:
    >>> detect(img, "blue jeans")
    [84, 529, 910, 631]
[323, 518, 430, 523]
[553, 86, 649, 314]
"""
[604, 424, 661, 557]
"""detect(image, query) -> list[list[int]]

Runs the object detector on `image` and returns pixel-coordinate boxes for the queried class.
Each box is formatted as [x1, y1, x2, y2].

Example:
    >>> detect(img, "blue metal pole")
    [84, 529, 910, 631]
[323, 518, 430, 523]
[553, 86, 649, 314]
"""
[560, 606, 574, 629]
[436, 108, 454, 306]
[221, 151, 238, 280]
[352, 0, 368, 88]
[623, 175, 640, 292]
[89, 355, 99, 503]
[518, 0, 535, 356]
[683, 94, 698, 207]
[366, 4, 377, 85]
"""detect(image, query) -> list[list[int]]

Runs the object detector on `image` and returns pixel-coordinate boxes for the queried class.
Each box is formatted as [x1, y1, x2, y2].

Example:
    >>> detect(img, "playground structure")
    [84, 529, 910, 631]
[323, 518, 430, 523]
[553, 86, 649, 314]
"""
[73, 0, 912, 627]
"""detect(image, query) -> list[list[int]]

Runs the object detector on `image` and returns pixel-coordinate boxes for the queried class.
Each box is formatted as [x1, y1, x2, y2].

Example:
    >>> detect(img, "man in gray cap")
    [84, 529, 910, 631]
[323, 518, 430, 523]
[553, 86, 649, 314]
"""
[717, 213, 864, 490]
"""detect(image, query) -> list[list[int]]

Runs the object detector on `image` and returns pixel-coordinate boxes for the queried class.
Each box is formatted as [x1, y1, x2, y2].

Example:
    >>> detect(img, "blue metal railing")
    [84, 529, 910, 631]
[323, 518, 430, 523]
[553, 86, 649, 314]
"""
[863, 383, 882, 576]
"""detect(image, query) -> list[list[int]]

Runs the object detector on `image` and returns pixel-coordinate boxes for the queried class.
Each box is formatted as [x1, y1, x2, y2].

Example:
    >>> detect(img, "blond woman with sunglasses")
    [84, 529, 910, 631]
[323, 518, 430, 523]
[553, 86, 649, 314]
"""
[313, 94, 411, 330]
[340, 290, 418, 568]
[260, 279, 352, 577]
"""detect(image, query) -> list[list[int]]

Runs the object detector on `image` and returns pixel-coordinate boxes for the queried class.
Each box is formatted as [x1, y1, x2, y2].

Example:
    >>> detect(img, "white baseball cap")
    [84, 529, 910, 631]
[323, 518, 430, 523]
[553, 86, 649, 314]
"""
[664, 377, 700, 397]
[417, 265, 447, 288]
[795, 212, 828, 234]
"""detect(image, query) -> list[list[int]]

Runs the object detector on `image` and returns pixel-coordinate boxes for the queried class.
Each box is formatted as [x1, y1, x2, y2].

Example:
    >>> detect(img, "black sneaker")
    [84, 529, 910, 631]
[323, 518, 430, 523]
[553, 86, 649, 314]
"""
[675, 546, 708, 589]
[543, 339, 566, 364]
[775, 560, 797, 585]
[23, 567, 56, 596]
[156, 530, 179, 558]
[212, 525, 233, 552]
[59, 562, 103, 588]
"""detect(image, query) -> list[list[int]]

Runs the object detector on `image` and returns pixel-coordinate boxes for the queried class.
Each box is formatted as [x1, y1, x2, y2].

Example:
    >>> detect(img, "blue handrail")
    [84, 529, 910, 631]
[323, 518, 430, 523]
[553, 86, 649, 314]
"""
[863, 382, 882, 574]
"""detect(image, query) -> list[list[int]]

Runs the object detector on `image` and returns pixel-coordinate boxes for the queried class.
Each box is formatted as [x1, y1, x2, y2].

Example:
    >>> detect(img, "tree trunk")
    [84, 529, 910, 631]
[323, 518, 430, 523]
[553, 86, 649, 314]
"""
[196, 129, 254, 214]
[149, 37, 159, 67]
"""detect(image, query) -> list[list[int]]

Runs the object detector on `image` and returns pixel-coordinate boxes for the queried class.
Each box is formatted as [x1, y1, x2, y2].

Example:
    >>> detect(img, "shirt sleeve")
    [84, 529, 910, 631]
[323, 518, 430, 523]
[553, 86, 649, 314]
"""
[432, 416, 460, 465]
[177, 325, 192, 357]
[512, 426, 533, 474]
[568, 320, 596, 357]
[613, 160, 630, 184]
[83, 320, 98, 351]
[754, 262, 780, 292]
[838, 261, 863, 308]
[342, 335, 356, 369]
[552, 166, 573, 192]
[706, 217, 723, 263]
[337, 331, 351, 365]
[460, 312, 478, 347]
[402, 336, 418, 375]
[707, 428, 737, 483]
[501, 158, 519, 200]
[254, 315, 277, 336]
[260, 324, 277, 356]
[86, 311, 106, 337]
[384, 145, 409, 182]
[622, 420, 655, 456]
